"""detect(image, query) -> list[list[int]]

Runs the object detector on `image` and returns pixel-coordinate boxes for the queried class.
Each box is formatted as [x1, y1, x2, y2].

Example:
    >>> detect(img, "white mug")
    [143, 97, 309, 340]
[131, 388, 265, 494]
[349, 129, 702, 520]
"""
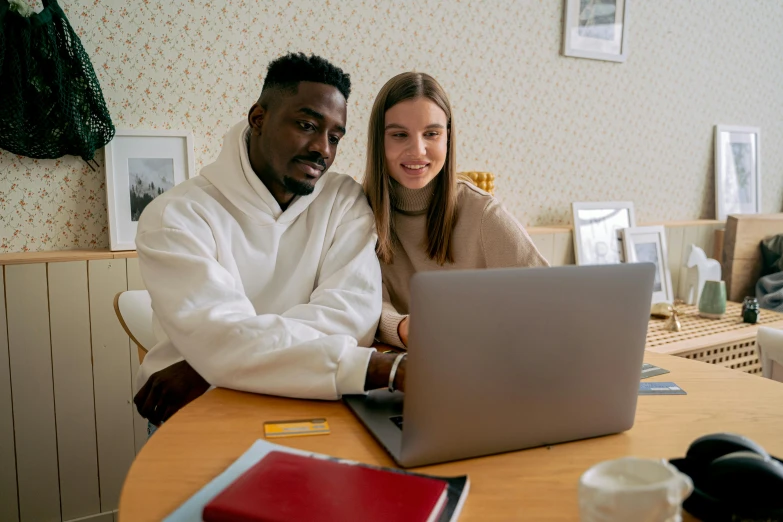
[578, 457, 694, 522]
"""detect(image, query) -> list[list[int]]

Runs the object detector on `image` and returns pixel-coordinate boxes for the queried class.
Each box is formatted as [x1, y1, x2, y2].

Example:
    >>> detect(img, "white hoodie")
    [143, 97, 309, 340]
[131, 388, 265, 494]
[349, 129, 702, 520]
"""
[135, 122, 382, 400]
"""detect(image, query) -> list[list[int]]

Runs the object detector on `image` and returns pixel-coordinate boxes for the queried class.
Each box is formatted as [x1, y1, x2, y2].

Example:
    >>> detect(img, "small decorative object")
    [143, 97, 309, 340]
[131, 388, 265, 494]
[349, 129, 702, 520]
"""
[714, 125, 761, 220]
[664, 307, 682, 332]
[105, 129, 195, 250]
[460, 171, 495, 194]
[662, 299, 686, 332]
[572, 201, 635, 266]
[622, 226, 674, 305]
[742, 297, 760, 324]
[683, 245, 722, 305]
[562, 0, 629, 63]
[650, 302, 673, 319]
[698, 280, 727, 319]
[741, 296, 754, 316]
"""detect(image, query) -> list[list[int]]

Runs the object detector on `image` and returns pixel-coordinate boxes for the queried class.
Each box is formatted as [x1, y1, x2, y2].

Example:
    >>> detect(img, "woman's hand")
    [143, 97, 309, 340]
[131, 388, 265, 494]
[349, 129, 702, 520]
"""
[398, 316, 410, 347]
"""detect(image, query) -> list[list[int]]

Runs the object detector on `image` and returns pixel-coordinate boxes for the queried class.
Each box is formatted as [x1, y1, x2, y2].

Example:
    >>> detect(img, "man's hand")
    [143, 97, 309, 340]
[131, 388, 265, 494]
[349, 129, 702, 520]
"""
[398, 316, 410, 347]
[134, 360, 210, 426]
[364, 351, 406, 392]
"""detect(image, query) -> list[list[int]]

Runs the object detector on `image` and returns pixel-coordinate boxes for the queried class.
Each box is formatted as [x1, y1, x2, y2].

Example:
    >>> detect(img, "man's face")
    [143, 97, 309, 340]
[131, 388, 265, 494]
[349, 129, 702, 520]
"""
[248, 82, 347, 203]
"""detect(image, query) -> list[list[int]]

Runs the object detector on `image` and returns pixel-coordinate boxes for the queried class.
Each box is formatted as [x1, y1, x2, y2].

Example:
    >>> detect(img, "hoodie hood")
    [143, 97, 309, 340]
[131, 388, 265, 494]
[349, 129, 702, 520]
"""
[201, 120, 328, 224]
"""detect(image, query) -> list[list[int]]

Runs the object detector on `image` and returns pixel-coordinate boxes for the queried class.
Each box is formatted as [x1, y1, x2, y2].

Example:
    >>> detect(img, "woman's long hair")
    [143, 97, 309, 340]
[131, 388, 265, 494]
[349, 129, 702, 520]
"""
[363, 72, 458, 265]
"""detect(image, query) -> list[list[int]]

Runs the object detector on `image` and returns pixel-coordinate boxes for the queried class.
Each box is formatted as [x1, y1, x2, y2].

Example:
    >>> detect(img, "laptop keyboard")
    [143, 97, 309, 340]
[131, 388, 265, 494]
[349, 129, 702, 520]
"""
[389, 415, 404, 430]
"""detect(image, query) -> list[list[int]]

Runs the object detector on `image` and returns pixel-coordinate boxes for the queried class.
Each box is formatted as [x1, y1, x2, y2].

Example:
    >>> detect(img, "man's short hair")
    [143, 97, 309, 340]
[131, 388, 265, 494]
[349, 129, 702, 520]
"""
[259, 53, 351, 106]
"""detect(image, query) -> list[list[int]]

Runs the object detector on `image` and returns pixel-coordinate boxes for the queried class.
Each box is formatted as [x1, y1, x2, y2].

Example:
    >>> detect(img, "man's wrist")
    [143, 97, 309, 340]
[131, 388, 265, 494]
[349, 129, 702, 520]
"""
[388, 353, 407, 392]
[364, 351, 400, 391]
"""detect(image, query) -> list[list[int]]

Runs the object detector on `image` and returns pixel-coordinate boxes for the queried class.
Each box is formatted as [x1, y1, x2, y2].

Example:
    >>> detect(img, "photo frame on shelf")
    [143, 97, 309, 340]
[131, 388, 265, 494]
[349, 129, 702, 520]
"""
[714, 125, 761, 221]
[622, 226, 673, 304]
[562, 0, 629, 63]
[105, 129, 195, 251]
[571, 201, 635, 265]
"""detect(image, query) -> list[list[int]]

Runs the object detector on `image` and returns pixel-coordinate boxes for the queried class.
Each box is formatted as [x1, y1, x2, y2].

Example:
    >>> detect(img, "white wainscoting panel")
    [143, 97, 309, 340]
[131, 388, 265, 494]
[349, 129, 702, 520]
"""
[49, 262, 101, 520]
[5, 264, 61, 522]
[88, 259, 135, 513]
[0, 268, 19, 522]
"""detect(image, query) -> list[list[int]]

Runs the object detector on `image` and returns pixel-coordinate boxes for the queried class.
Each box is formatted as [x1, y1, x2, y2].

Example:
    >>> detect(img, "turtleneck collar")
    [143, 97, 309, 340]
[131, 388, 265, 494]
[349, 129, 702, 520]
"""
[390, 176, 437, 215]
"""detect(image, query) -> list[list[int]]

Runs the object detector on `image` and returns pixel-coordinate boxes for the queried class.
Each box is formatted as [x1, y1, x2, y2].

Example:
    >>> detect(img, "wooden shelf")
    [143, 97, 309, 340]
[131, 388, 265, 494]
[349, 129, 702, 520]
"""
[525, 219, 723, 235]
[641, 219, 724, 228]
[526, 226, 572, 235]
[0, 249, 137, 266]
[0, 220, 726, 263]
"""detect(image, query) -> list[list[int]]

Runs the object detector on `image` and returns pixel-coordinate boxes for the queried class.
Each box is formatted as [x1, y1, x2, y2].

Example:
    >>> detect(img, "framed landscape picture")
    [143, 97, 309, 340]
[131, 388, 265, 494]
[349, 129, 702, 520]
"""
[105, 129, 195, 250]
[714, 125, 761, 221]
[562, 0, 629, 62]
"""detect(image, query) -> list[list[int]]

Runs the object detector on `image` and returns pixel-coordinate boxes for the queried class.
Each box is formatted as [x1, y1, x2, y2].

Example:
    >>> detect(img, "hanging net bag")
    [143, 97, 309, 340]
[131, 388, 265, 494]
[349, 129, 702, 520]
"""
[0, 0, 114, 166]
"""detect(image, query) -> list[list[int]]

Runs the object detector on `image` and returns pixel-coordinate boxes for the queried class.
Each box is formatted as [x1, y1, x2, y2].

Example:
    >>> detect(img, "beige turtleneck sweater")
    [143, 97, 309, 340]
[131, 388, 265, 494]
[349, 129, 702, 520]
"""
[377, 178, 549, 348]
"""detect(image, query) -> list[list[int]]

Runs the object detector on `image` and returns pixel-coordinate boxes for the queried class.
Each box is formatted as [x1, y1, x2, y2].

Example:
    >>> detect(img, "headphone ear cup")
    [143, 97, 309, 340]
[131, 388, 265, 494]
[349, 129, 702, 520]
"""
[705, 452, 783, 510]
[685, 433, 769, 465]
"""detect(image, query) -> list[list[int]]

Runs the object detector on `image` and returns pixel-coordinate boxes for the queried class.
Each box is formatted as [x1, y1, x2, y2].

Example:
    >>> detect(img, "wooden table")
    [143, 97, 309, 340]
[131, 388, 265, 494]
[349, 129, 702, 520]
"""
[119, 353, 783, 521]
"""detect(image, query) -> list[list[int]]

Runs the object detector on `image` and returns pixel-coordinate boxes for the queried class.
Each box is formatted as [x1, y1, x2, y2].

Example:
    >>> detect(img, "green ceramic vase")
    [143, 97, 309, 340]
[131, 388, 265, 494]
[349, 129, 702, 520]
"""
[699, 280, 727, 319]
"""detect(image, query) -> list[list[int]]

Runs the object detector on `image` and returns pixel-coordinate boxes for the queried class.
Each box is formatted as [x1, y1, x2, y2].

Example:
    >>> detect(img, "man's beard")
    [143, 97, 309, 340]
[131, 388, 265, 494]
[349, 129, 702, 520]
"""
[283, 175, 317, 196]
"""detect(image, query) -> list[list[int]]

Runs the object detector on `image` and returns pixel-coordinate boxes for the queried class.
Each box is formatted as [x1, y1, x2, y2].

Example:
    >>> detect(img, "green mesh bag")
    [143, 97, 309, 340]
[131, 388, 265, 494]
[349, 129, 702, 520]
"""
[0, 0, 114, 166]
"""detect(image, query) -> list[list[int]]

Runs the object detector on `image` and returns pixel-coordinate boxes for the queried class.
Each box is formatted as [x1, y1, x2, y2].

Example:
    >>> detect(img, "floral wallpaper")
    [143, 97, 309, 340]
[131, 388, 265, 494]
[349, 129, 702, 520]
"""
[1, 0, 782, 252]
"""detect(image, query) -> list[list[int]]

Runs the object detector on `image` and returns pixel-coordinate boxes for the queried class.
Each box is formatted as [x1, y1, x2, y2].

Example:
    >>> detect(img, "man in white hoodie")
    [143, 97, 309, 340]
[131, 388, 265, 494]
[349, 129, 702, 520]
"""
[133, 53, 406, 427]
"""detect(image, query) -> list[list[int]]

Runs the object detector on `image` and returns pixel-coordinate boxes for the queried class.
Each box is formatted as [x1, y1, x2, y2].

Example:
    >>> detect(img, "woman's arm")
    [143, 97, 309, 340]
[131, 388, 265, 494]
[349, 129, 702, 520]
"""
[376, 281, 409, 348]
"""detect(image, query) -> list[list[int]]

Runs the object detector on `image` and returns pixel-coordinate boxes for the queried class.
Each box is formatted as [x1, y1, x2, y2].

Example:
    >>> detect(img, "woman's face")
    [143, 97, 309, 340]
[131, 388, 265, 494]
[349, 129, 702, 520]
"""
[383, 97, 448, 190]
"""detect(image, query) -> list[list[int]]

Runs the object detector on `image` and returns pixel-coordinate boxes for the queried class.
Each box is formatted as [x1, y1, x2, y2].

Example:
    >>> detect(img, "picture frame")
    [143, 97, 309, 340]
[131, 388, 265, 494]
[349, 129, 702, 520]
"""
[571, 201, 636, 265]
[622, 226, 674, 304]
[562, 0, 629, 63]
[105, 129, 195, 251]
[714, 125, 761, 221]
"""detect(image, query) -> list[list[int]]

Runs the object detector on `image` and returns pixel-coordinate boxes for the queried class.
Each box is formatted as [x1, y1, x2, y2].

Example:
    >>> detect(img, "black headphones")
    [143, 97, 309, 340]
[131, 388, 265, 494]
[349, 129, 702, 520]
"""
[669, 433, 783, 521]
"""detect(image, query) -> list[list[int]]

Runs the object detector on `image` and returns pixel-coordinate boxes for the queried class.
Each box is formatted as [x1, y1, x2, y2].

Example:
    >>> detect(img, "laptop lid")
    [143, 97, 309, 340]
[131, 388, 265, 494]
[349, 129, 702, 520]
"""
[394, 263, 655, 467]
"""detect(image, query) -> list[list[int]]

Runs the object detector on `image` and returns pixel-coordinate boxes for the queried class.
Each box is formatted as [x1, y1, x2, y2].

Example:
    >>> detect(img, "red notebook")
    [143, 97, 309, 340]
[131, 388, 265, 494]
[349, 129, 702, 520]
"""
[202, 451, 448, 522]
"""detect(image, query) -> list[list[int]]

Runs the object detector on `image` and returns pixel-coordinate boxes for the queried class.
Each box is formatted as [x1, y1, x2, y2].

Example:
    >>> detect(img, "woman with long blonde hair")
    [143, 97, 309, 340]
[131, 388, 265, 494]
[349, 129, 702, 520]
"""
[364, 72, 549, 348]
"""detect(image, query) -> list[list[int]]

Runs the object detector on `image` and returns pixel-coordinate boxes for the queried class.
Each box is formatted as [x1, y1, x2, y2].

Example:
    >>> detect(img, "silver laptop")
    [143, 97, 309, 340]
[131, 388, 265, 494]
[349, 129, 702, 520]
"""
[344, 263, 655, 468]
